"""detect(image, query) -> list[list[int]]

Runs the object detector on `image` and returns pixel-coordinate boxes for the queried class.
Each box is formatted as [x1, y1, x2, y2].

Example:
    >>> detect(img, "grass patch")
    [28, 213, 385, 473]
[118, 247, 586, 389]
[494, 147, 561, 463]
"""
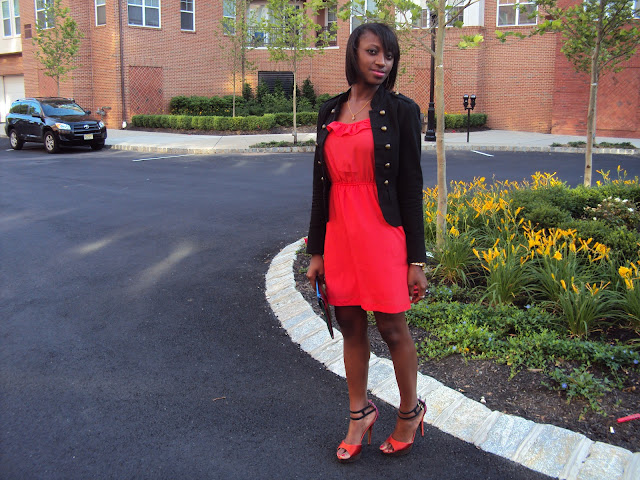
[250, 139, 315, 148]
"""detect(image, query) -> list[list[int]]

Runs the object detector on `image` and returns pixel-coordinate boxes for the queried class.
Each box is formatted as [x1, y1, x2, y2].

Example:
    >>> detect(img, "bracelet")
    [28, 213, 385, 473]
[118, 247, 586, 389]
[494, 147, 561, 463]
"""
[410, 262, 426, 267]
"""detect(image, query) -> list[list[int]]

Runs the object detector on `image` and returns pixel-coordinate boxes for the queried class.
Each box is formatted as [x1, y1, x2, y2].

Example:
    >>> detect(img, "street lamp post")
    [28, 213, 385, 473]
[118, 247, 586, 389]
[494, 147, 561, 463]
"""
[424, 13, 437, 142]
[463, 94, 476, 143]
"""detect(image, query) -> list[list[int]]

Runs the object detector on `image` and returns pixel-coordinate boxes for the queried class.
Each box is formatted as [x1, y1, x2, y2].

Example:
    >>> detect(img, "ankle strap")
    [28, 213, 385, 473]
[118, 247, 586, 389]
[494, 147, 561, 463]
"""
[350, 400, 376, 421]
[397, 400, 425, 420]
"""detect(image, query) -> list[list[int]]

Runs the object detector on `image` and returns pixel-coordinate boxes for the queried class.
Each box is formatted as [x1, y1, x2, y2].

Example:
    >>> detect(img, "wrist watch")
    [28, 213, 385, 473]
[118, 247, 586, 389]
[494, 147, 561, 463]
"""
[410, 262, 426, 268]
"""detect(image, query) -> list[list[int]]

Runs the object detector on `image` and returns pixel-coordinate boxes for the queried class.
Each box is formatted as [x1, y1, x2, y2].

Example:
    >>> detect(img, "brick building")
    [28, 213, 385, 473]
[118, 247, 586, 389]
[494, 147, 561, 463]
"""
[1, 0, 638, 138]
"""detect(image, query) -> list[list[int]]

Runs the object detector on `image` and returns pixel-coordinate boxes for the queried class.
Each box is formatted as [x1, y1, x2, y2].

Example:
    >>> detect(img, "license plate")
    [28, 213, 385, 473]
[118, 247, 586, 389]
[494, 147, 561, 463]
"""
[84, 134, 93, 140]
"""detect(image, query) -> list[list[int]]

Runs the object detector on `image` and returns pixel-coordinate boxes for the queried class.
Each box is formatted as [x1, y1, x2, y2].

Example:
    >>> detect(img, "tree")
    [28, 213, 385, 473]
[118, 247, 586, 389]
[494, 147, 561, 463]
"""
[499, 0, 640, 187]
[33, 0, 83, 97]
[221, 0, 255, 117]
[340, 0, 482, 246]
[260, 0, 337, 144]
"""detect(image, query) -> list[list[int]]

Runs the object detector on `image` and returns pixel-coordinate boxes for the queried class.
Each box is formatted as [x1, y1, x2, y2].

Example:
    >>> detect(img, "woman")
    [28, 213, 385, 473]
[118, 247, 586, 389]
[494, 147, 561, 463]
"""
[306, 23, 428, 462]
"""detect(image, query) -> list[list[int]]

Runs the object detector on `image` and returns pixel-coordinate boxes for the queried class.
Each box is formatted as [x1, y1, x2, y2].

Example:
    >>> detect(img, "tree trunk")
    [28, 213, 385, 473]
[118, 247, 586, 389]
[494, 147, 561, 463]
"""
[584, 0, 604, 187]
[435, 0, 447, 247]
[232, 69, 237, 118]
[292, 59, 298, 145]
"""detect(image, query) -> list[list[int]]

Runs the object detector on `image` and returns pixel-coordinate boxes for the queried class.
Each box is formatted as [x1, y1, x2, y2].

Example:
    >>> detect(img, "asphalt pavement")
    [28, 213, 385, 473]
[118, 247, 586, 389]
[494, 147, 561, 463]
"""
[1, 128, 639, 479]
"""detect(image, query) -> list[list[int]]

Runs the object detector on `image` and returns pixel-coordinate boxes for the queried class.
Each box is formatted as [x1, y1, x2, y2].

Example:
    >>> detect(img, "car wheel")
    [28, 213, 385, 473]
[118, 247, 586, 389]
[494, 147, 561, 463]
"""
[9, 130, 24, 150]
[90, 142, 105, 151]
[44, 131, 60, 154]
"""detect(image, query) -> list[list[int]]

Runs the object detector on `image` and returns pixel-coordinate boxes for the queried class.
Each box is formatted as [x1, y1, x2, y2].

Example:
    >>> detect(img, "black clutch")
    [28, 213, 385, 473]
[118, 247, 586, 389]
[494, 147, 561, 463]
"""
[315, 277, 334, 339]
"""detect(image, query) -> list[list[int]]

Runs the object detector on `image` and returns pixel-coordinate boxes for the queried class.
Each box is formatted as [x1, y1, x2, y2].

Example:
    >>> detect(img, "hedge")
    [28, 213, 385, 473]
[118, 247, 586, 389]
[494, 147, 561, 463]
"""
[130, 112, 317, 131]
[131, 111, 486, 132]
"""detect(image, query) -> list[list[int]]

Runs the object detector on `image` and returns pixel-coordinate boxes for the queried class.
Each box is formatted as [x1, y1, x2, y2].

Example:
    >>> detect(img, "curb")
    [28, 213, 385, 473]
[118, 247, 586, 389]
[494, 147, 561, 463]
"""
[265, 238, 639, 480]
[105, 143, 639, 156]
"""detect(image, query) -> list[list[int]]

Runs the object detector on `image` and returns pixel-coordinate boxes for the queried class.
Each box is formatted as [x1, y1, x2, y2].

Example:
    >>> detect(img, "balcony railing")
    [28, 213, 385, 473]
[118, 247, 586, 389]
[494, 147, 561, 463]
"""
[316, 25, 337, 47]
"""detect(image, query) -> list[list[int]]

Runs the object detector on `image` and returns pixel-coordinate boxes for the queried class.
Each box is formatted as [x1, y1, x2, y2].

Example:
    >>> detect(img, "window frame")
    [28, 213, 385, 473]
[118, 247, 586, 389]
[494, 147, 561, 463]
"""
[634, 0, 639, 19]
[127, 0, 161, 28]
[222, 0, 235, 35]
[181, 0, 194, 32]
[35, 0, 54, 30]
[351, 0, 376, 31]
[497, 0, 537, 27]
[95, 0, 106, 26]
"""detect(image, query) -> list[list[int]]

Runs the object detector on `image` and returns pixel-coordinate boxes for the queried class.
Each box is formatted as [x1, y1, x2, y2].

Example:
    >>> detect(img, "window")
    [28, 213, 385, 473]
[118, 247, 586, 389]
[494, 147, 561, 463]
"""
[95, 0, 106, 26]
[35, 0, 54, 29]
[247, 4, 268, 46]
[497, 0, 536, 26]
[634, 0, 639, 19]
[222, 0, 234, 35]
[352, 0, 376, 30]
[2, 0, 19, 37]
[446, 0, 464, 25]
[181, 0, 194, 31]
[128, 0, 160, 28]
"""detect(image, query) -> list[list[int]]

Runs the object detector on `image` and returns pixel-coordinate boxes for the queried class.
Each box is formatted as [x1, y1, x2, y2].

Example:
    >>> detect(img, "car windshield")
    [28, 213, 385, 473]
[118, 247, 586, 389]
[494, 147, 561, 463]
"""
[41, 101, 87, 117]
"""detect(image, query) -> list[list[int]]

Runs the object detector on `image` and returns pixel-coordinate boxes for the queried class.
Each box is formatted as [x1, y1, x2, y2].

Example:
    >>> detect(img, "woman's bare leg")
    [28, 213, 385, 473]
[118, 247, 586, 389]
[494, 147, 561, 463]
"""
[374, 311, 423, 453]
[335, 306, 376, 460]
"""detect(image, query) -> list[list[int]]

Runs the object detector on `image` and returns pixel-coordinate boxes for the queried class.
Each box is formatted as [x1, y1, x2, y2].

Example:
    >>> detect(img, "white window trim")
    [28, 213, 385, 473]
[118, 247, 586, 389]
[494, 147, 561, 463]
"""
[181, 0, 194, 31]
[127, 0, 161, 29]
[2, 0, 20, 37]
[95, 0, 106, 26]
[634, 0, 639, 19]
[35, 0, 54, 30]
[351, 0, 376, 32]
[496, 0, 537, 27]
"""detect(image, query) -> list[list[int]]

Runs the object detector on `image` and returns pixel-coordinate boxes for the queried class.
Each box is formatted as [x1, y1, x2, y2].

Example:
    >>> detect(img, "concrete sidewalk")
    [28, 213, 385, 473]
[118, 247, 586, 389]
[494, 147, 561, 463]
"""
[103, 128, 640, 155]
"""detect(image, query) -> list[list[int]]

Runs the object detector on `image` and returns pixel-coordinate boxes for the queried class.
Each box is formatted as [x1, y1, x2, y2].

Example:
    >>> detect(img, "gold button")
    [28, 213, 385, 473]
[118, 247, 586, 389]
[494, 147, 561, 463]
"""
[317, 161, 321, 165]
[321, 177, 324, 181]
[395, 91, 399, 95]
[379, 110, 386, 115]
[331, 108, 335, 113]
[385, 163, 390, 168]
[322, 124, 326, 129]
[385, 144, 391, 150]
[384, 180, 389, 185]
[381, 126, 387, 131]
[315, 142, 318, 146]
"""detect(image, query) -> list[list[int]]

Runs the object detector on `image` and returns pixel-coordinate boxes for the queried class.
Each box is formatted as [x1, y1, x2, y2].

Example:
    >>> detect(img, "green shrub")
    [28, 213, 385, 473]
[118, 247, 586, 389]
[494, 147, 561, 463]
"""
[243, 82, 254, 101]
[274, 112, 293, 127]
[302, 77, 316, 107]
[565, 219, 640, 260]
[213, 116, 232, 130]
[297, 111, 318, 125]
[297, 97, 314, 112]
[316, 93, 334, 106]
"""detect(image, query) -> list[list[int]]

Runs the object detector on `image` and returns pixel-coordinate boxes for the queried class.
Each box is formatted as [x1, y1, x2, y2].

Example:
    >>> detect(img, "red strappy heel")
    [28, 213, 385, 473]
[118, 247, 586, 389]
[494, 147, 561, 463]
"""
[380, 399, 426, 457]
[336, 400, 379, 463]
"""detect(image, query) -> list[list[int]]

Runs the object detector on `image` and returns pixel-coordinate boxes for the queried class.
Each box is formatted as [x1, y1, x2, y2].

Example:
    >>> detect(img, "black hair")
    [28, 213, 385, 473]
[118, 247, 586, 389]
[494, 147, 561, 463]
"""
[345, 22, 400, 91]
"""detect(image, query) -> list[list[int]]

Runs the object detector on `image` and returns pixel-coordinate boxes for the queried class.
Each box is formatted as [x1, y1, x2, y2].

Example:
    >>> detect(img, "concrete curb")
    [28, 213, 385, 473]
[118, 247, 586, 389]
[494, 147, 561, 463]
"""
[105, 143, 639, 156]
[265, 238, 639, 480]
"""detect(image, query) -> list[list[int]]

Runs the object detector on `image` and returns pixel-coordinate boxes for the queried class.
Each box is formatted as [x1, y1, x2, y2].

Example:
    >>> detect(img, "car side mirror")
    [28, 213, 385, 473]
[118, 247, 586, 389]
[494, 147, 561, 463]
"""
[31, 113, 42, 118]
[85, 110, 91, 115]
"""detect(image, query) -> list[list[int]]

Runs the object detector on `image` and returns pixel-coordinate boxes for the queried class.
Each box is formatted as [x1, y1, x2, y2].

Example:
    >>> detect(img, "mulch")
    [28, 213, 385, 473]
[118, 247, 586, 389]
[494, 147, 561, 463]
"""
[292, 253, 640, 452]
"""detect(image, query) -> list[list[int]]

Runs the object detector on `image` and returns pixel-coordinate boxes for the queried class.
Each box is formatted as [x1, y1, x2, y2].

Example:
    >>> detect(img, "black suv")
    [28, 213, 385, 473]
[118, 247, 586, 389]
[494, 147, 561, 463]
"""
[5, 97, 107, 153]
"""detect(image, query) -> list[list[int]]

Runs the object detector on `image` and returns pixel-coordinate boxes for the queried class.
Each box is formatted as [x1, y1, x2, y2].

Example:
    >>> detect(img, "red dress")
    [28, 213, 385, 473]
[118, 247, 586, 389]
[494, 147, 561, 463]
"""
[323, 118, 410, 314]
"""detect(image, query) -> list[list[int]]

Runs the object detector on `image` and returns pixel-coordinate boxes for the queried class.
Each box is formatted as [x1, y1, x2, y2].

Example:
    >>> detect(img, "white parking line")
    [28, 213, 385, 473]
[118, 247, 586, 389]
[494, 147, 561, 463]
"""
[471, 150, 494, 157]
[132, 154, 194, 162]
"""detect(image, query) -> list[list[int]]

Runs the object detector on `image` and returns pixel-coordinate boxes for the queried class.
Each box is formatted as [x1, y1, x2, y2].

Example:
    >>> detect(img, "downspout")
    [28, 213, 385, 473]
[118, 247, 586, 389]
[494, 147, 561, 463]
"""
[118, 0, 127, 128]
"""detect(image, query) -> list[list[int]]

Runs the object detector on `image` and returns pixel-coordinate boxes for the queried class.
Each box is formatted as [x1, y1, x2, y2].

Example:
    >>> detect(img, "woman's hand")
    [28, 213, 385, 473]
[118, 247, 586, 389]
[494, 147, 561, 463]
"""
[306, 254, 325, 287]
[408, 265, 428, 304]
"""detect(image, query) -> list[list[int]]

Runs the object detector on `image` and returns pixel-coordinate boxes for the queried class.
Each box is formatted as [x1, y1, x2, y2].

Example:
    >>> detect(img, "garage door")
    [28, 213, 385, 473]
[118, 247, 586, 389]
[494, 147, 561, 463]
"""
[1, 75, 25, 122]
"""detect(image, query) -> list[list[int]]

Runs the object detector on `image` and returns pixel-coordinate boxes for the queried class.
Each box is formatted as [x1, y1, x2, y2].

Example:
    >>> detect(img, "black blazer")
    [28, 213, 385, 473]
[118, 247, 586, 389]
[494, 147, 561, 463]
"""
[307, 86, 427, 264]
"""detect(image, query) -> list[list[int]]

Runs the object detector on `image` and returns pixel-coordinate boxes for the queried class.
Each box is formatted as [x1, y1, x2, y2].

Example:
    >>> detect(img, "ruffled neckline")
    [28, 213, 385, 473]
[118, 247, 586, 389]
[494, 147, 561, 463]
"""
[327, 118, 371, 137]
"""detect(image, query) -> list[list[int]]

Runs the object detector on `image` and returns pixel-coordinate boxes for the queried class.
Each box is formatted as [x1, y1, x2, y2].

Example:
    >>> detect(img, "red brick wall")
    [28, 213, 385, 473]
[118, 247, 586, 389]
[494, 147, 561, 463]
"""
[16, 0, 638, 136]
[551, 37, 640, 138]
[0, 53, 23, 75]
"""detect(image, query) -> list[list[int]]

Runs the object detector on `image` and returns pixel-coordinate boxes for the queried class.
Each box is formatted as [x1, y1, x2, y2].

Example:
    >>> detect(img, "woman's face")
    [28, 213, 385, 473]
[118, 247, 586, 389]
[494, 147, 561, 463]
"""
[355, 30, 394, 87]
